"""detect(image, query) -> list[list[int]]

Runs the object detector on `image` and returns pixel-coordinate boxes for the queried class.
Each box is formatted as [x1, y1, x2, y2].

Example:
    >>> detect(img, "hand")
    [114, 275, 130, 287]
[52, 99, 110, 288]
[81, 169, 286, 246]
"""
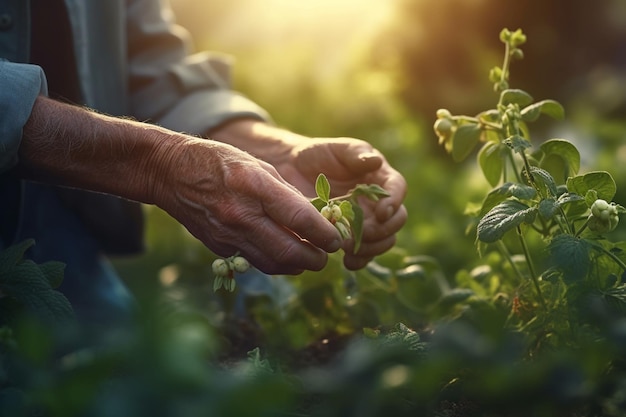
[280, 137, 408, 270]
[209, 120, 408, 270]
[150, 137, 342, 275]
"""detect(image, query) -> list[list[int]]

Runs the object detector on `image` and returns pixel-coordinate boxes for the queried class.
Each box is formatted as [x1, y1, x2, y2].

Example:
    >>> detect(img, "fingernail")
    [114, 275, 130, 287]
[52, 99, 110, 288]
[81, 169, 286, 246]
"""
[359, 152, 378, 161]
[329, 238, 342, 253]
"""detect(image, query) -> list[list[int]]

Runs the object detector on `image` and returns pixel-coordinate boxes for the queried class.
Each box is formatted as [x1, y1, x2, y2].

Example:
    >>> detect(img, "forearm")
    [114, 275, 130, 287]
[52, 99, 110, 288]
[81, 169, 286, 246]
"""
[18, 95, 185, 204]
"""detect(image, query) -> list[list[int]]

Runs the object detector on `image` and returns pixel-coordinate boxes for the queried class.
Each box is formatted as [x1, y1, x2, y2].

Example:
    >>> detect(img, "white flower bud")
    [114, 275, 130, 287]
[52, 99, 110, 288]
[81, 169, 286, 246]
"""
[331, 205, 343, 221]
[591, 199, 610, 218]
[321, 206, 332, 220]
[212, 259, 229, 276]
[231, 256, 250, 273]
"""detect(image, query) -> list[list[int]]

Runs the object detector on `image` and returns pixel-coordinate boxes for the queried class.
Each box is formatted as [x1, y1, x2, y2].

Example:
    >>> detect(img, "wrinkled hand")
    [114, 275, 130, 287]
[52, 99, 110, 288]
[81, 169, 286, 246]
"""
[151, 136, 342, 275]
[277, 136, 408, 270]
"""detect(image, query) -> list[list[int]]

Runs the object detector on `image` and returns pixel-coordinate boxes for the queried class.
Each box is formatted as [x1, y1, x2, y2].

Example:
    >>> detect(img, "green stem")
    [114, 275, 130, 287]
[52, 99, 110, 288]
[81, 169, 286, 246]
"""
[506, 149, 522, 183]
[501, 42, 512, 85]
[574, 217, 590, 238]
[590, 241, 626, 272]
[516, 226, 546, 309]
[497, 241, 525, 283]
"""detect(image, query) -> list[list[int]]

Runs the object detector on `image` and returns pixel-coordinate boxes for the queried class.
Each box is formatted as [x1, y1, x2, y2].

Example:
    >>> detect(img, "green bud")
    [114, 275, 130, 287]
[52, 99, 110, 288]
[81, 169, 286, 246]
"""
[494, 80, 509, 93]
[212, 259, 229, 276]
[434, 118, 453, 136]
[510, 29, 527, 47]
[499, 28, 511, 43]
[321, 205, 332, 220]
[213, 275, 224, 292]
[591, 199, 610, 218]
[336, 222, 351, 240]
[511, 48, 524, 61]
[436, 108, 452, 119]
[489, 67, 503, 83]
[232, 256, 250, 273]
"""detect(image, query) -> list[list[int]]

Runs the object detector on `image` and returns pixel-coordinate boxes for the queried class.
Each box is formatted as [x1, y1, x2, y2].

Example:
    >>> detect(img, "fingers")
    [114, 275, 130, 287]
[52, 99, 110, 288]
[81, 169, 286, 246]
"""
[371, 165, 408, 222]
[340, 144, 383, 175]
[340, 203, 407, 270]
[237, 217, 331, 275]
[363, 203, 408, 241]
[342, 234, 397, 271]
[261, 181, 343, 254]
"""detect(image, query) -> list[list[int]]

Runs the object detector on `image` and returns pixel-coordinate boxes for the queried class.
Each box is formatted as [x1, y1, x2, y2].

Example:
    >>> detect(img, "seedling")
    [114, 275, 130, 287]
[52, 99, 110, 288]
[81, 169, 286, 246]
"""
[212, 176, 389, 291]
[311, 173, 390, 254]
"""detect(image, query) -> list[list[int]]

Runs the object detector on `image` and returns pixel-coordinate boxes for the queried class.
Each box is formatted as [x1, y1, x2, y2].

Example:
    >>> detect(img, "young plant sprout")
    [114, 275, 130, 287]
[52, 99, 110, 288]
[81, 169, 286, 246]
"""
[311, 173, 390, 253]
[212, 176, 388, 292]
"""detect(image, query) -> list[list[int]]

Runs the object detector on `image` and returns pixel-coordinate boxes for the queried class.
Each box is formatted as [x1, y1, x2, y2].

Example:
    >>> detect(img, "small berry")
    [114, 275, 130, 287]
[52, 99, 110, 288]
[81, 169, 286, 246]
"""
[331, 205, 343, 221]
[212, 259, 229, 276]
[591, 199, 610, 218]
[434, 118, 453, 135]
[232, 256, 250, 273]
[321, 205, 332, 220]
[436, 108, 452, 119]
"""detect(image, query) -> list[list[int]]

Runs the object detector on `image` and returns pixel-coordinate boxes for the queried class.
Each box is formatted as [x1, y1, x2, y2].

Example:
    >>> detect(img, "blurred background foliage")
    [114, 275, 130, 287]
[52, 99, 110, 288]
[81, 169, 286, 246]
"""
[114, 0, 626, 348]
[4, 1, 626, 416]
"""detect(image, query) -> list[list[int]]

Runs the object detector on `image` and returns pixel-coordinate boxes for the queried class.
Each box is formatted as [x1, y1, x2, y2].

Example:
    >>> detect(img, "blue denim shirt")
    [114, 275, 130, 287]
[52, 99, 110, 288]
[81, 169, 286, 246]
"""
[0, 0, 270, 330]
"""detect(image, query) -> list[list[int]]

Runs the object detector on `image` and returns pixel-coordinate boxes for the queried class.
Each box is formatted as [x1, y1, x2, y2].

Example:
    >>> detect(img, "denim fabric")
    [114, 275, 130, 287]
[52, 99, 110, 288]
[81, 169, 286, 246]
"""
[15, 183, 137, 330]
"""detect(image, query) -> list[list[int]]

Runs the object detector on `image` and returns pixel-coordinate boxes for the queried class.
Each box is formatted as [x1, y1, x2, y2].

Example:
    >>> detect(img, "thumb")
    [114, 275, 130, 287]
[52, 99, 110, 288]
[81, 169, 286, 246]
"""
[339, 143, 383, 174]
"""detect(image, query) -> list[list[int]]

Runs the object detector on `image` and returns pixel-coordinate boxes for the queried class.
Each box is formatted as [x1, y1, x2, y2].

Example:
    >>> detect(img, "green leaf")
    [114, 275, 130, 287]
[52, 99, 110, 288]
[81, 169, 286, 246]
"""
[556, 192, 584, 208]
[213, 276, 223, 292]
[601, 285, 626, 315]
[438, 288, 474, 310]
[315, 173, 331, 202]
[538, 197, 558, 220]
[0, 260, 74, 323]
[310, 197, 326, 211]
[520, 99, 565, 122]
[528, 166, 558, 197]
[503, 134, 531, 154]
[479, 182, 536, 216]
[451, 123, 482, 162]
[38, 261, 65, 289]
[548, 234, 591, 282]
[478, 141, 503, 187]
[499, 89, 533, 107]
[584, 190, 599, 208]
[351, 204, 364, 254]
[339, 200, 355, 222]
[566, 171, 617, 202]
[0, 239, 35, 268]
[350, 184, 390, 201]
[532, 139, 580, 184]
[477, 200, 537, 243]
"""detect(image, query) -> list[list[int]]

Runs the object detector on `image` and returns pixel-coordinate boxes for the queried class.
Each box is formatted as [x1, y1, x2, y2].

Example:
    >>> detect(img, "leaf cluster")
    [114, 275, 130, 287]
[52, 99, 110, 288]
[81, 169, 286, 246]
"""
[311, 173, 389, 253]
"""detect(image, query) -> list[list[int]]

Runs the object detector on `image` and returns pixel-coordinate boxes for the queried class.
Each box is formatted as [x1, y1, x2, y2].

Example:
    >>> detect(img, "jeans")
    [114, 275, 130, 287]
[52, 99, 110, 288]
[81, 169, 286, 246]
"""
[15, 183, 136, 334]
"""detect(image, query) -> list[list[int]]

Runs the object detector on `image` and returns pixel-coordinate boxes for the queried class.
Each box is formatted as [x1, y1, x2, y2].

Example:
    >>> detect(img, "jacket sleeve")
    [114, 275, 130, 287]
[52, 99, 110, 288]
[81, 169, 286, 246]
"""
[0, 60, 48, 173]
[126, 0, 271, 135]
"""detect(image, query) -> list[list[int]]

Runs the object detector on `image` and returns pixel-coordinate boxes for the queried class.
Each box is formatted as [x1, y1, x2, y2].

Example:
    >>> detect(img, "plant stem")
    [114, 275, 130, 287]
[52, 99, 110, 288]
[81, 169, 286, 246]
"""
[506, 149, 522, 183]
[501, 42, 512, 85]
[516, 226, 546, 309]
[574, 217, 590, 238]
[497, 240, 525, 283]
[590, 241, 626, 272]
